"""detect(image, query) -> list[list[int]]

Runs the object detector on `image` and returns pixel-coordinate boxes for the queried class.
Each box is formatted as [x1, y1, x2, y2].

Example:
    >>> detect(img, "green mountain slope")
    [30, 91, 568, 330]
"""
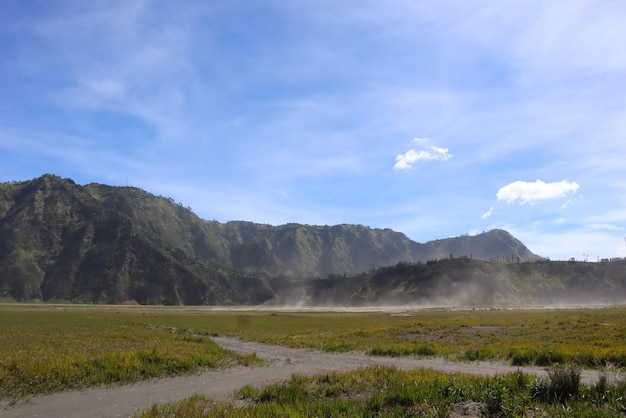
[0, 175, 273, 304]
[209, 223, 542, 277]
[212, 222, 421, 276]
[411, 229, 540, 263]
[0, 174, 548, 305]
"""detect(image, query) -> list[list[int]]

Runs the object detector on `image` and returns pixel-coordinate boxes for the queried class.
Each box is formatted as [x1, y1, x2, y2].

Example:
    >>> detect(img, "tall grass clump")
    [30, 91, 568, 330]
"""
[139, 394, 213, 418]
[530, 366, 581, 403]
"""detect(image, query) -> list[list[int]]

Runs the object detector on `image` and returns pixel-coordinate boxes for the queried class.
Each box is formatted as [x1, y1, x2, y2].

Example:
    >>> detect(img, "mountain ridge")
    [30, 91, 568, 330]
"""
[0, 174, 544, 305]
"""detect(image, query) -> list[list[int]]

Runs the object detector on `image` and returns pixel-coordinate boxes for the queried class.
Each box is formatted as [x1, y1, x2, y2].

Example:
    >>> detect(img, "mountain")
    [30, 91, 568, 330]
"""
[0, 174, 543, 305]
[212, 222, 422, 276]
[0, 175, 273, 304]
[411, 229, 539, 263]
[209, 223, 541, 277]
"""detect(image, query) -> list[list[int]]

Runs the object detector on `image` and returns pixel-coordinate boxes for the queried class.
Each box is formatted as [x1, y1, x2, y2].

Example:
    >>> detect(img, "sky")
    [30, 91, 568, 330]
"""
[1, 0, 625, 260]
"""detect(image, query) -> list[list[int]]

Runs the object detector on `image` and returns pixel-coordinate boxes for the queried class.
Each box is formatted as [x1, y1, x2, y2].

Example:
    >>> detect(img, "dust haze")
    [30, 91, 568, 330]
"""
[268, 262, 626, 311]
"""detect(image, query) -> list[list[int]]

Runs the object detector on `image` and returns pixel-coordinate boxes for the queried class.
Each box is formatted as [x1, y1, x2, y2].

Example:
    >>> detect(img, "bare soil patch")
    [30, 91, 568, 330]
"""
[448, 401, 488, 418]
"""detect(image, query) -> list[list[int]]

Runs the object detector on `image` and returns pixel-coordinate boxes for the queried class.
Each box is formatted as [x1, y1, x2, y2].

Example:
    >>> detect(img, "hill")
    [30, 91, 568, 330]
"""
[0, 174, 545, 305]
[305, 258, 626, 307]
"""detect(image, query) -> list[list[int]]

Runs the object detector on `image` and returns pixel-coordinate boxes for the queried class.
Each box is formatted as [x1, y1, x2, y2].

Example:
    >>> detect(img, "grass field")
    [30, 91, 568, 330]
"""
[136, 366, 626, 417]
[0, 305, 259, 400]
[2, 304, 626, 411]
[177, 306, 626, 369]
[100, 305, 626, 368]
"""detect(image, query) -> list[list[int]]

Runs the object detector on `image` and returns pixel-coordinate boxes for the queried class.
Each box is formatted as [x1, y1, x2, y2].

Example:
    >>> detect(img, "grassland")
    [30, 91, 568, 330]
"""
[0, 305, 259, 400]
[137, 366, 626, 417]
[2, 304, 626, 407]
[135, 305, 626, 368]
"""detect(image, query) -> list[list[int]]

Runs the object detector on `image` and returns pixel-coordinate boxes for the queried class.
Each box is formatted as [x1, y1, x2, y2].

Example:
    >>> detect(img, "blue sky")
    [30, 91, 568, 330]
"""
[1, 0, 625, 260]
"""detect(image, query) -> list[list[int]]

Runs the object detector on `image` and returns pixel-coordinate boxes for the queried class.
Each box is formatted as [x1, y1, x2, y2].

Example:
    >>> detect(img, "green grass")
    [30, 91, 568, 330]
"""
[137, 306, 626, 369]
[136, 366, 626, 417]
[0, 305, 259, 399]
[3, 304, 626, 402]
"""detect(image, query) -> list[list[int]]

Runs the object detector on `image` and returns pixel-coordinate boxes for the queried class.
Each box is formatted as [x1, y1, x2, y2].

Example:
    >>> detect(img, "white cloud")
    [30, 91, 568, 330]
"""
[481, 205, 494, 219]
[410, 137, 428, 145]
[497, 180, 580, 204]
[393, 145, 452, 170]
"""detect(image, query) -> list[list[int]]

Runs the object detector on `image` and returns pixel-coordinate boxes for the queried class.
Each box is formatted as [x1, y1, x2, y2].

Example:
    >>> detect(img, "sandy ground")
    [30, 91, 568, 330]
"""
[1, 336, 619, 418]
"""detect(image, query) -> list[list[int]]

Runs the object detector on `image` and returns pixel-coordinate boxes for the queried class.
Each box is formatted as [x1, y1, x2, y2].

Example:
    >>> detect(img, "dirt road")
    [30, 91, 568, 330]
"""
[1, 337, 617, 418]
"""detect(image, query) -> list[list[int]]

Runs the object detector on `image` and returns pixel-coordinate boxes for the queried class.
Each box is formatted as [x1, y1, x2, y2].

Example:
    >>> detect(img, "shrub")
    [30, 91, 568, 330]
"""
[384, 381, 419, 407]
[593, 374, 608, 402]
[509, 349, 533, 366]
[413, 344, 437, 356]
[368, 344, 435, 357]
[235, 384, 259, 400]
[485, 376, 508, 414]
[529, 376, 552, 403]
[139, 394, 210, 417]
[258, 375, 308, 404]
[509, 369, 531, 390]
[548, 366, 580, 402]
[535, 350, 565, 366]
[440, 378, 473, 403]
[463, 347, 493, 362]
[530, 366, 581, 403]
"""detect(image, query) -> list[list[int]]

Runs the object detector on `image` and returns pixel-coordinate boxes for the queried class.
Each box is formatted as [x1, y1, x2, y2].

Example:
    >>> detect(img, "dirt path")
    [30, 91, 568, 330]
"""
[1, 337, 618, 418]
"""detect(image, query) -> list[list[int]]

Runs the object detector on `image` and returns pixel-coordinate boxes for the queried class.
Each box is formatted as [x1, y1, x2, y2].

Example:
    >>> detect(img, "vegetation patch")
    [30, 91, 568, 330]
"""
[136, 366, 626, 417]
[3, 304, 626, 404]
[173, 306, 626, 370]
[0, 306, 259, 400]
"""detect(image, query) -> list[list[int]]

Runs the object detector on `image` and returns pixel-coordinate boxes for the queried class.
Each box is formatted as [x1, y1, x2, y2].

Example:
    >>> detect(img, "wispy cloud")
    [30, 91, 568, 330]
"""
[482, 205, 494, 219]
[588, 223, 623, 231]
[2, 1, 625, 259]
[29, 1, 200, 145]
[497, 180, 580, 204]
